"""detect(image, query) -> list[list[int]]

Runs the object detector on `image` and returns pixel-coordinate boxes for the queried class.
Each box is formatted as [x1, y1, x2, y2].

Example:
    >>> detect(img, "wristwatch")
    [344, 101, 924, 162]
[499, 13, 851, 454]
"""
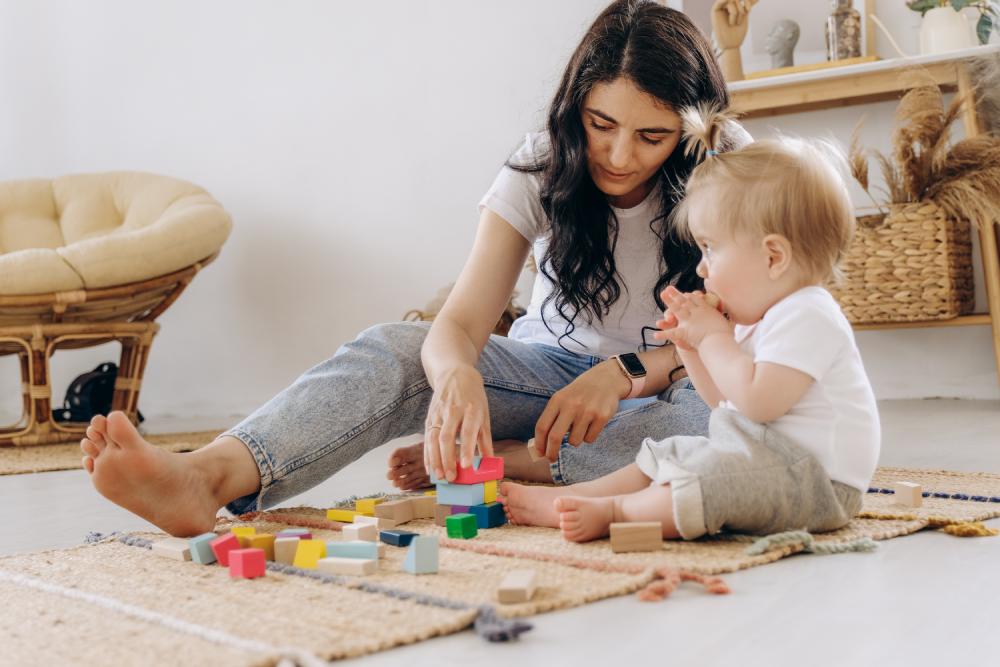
[612, 353, 647, 399]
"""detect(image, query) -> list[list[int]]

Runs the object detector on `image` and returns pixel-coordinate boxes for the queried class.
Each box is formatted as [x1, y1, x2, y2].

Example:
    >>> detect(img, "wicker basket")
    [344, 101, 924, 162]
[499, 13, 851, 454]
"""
[830, 201, 975, 324]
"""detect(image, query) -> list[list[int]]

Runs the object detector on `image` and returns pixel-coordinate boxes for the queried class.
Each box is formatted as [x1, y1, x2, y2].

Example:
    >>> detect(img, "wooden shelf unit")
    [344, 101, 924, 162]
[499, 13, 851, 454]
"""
[729, 45, 1000, 386]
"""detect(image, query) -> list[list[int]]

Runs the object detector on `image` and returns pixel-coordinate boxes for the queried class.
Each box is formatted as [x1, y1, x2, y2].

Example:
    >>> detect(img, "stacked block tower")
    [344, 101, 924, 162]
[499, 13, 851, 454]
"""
[433, 455, 507, 538]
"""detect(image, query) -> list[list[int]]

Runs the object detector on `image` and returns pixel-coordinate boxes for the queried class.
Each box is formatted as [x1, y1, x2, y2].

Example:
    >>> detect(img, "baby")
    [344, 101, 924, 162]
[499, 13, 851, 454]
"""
[499, 104, 880, 542]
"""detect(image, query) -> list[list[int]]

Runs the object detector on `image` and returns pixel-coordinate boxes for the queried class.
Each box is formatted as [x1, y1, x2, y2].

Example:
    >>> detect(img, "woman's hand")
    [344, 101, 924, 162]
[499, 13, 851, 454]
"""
[533, 361, 629, 462]
[423, 365, 494, 483]
[657, 286, 732, 350]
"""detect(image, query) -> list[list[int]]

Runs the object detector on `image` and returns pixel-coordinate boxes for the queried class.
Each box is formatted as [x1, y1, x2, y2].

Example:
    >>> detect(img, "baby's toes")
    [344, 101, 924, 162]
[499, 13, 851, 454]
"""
[82, 455, 94, 474]
[80, 437, 100, 458]
[85, 425, 107, 449]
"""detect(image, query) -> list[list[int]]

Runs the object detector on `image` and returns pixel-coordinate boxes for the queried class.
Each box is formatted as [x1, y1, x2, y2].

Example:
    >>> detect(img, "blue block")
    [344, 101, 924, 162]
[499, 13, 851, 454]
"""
[326, 540, 380, 560]
[403, 535, 439, 574]
[435, 481, 485, 506]
[380, 529, 419, 547]
[188, 533, 218, 565]
[471, 502, 507, 529]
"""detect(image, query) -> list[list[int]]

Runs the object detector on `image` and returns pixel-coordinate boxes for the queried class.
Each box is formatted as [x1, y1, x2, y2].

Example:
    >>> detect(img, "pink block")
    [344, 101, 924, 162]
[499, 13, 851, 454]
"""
[210, 533, 241, 566]
[453, 456, 504, 484]
[229, 548, 267, 579]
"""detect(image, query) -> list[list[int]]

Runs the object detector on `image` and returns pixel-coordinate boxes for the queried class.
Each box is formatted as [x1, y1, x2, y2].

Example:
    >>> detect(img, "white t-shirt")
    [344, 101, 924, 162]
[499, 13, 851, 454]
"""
[723, 287, 881, 491]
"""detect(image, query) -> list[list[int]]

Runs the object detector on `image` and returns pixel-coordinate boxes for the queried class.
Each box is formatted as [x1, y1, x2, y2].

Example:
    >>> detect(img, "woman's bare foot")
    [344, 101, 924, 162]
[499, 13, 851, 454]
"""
[554, 496, 616, 542]
[386, 441, 431, 491]
[497, 481, 574, 527]
[80, 412, 222, 537]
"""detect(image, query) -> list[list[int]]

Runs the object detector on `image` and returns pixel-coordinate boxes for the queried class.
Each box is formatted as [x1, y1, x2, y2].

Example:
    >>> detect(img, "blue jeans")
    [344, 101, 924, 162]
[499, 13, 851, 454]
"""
[224, 321, 710, 514]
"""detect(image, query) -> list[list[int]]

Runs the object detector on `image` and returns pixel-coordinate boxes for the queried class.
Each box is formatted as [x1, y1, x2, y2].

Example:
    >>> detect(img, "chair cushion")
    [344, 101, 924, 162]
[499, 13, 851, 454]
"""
[0, 172, 232, 296]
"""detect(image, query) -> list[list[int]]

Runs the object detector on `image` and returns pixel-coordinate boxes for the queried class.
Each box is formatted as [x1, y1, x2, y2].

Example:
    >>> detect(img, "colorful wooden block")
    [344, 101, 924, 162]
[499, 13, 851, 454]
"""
[188, 533, 218, 565]
[446, 513, 478, 539]
[229, 548, 266, 579]
[497, 569, 537, 604]
[327, 540, 380, 560]
[210, 533, 242, 566]
[151, 537, 192, 561]
[484, 480, 498, 504]
[317, 557, 376, 576]
[343, 523, 378, 542]
[247, 534, 276, 561]
[892, 481, 923, 507]
[353, 515, 396, 529]
[274, 537, 300, 565]
[424, 490, 437, 496]
[375, 498, 415, 523]
[450, 504, 471, 515]
[355, 498, 384, 516]
[609, 522, 663, 553]
[230, 526, 257, 547]
[409, 495, 437, 519]
[326, 508, 360, 523]
[276, 530, 312, 540]
[525, 438, 546, 462]
[471, 502, 507, 529]
[436, 481, 485, 506]
[292, 539, 327, 570]
[403, 535, 439, 574]
[380, 529, 419, 547]
[434, 503, 454, 527]
[453, 456, 504, 484]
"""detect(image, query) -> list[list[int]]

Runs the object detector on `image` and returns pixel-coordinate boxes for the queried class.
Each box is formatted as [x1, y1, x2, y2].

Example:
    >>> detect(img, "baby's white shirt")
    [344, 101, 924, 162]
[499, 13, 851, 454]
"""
[722, 286, 881, 491]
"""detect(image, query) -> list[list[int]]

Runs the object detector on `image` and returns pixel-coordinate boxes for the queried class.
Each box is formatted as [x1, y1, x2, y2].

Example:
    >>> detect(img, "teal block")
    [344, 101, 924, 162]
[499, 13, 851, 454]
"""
[471, 502, 507, 529]
[188, 532, 218, 565]
[436, 481, 485, 506]
[446, 513, 478, 539]
[403, 535, 439, 574]
[326, 540, 380, 560]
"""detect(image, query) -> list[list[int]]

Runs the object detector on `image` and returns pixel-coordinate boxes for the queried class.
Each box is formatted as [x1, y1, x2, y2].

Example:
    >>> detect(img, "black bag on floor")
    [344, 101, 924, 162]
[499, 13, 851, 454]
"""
[52, 362, 144, 423]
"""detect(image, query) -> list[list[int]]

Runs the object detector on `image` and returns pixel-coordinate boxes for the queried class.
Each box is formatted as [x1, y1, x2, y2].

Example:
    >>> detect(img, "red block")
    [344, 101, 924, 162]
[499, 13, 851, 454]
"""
[229, 548, 266, 579]
[453, 456, 504, 484]
[210, 533, 241, 566]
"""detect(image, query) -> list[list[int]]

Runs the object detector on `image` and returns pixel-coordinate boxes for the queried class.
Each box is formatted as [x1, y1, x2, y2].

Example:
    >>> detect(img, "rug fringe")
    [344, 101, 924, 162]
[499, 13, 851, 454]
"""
[940, 521, 1000, 537]
[745, 530, 878, 556]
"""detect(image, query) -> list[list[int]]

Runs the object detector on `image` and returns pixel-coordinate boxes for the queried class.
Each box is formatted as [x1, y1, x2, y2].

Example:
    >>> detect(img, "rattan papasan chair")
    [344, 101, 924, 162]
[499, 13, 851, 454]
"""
[0, 172, 231, 446]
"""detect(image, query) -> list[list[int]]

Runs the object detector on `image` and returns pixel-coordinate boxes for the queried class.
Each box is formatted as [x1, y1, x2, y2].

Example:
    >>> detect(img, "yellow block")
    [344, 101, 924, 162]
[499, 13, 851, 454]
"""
[484, 480, 497, 504]
[327, 508, 359, 523]
[423, 490, 437, 496]
[231, 526, 257, 547]
[248, 533, 276, 560]
[355, 498, 383, 516]
[293, 539, 327, 570]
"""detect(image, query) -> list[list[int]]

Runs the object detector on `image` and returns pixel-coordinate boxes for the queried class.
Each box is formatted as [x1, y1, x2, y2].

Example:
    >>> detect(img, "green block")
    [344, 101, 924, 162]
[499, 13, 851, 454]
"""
[446, 513, 478, 539]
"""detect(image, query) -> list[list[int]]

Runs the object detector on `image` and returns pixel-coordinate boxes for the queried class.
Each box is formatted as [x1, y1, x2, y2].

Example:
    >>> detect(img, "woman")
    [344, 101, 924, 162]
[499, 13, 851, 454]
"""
[80, 0, 748, 537]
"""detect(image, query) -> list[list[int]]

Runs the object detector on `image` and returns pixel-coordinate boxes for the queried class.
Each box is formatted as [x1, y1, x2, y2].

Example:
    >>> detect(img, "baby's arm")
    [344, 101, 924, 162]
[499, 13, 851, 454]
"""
[697, 333, 813, 423]
[674, 346, 725, 408]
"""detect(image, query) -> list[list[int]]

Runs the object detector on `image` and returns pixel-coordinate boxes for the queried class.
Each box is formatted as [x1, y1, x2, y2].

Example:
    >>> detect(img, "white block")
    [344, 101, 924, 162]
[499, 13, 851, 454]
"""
[151, 537, 191, 561]
[317, 557, 377, 576]
[498, 569, 537, 603]
[892, 481, 923, 507]
[343, 523, 378, 542]
[353, 515, 397, 529]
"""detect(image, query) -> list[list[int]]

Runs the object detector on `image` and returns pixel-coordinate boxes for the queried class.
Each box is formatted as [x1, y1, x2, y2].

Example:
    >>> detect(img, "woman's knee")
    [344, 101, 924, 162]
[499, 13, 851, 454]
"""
[346, 321, 430, 381]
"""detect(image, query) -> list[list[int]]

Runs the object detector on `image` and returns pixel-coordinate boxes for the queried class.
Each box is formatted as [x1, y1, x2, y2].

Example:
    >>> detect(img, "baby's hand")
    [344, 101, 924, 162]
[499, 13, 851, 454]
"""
[657, 286, 731, 349]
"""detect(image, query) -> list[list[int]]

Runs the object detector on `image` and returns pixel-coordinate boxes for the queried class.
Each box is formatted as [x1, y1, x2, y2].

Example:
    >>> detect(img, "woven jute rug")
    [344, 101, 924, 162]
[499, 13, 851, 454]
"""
[0, 430, 218, 475]
[2, 466, 997, 666]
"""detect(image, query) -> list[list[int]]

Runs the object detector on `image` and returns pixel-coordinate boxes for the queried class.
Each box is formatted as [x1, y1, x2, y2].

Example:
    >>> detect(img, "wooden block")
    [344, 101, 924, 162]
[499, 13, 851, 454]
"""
[188, 533, 218, 565]
[229, 548, 266, 579]
[247, 534, 276, 561]
[380, 529, 419, 547]
[317, 557, 376, 576]
[375, 498, 415, 524]
[276, 530, 312, 540]
[497, 569, 537, 604]
[483, 480, 498, 504]
[423, 490, 437, 496]
[274, 537, 300, 565]
[410, 495, 437, 519]
[609, 522, 663, 553]
[292, 539, 327, 570]
[353, 515, 396, 529]
[230, 526, 257, 547]
[436, 481, 485, 506]
[525, 438, 545, 462]
[403, 535, 439, 574]
[453, 456, 504, 484]
[343, 523, 378, 542]
[446, 513, 478, 539]
[434, 504, 454, 527]
[326, 508, 360, 523]
[151, 537, 192, 561]
[210, 533, 242, 566]
[471, 502, 507, 529]
[892, 481, 923, 507]
[355, 498, 384, 516]
[327, 540, 380, 560]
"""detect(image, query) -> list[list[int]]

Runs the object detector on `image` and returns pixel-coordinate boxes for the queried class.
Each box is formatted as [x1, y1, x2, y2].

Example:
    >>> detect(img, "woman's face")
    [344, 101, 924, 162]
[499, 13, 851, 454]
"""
[582, 77, 683, 209]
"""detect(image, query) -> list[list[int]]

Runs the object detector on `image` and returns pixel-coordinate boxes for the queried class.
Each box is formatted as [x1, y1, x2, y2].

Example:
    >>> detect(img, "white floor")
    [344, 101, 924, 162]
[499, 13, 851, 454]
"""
[2, 399, 999, 667]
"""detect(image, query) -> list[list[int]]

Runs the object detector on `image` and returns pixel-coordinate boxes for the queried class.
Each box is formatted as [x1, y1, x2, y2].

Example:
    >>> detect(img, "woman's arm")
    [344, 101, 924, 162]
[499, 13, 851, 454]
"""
[421, 207, 531, 481]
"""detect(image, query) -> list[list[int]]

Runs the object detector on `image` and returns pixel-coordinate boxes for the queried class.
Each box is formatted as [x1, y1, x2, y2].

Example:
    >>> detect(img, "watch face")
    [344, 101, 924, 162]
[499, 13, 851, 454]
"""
[619, 352, 646, 377]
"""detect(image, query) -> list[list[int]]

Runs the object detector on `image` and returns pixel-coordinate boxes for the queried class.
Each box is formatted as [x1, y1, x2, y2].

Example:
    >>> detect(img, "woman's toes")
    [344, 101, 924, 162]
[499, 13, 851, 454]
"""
[80, 438, 100, 459]
[86, 425, 107, 449]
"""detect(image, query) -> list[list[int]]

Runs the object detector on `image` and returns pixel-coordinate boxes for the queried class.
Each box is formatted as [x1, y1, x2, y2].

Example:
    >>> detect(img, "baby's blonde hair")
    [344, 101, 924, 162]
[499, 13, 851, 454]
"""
[674, 104, 855, 284]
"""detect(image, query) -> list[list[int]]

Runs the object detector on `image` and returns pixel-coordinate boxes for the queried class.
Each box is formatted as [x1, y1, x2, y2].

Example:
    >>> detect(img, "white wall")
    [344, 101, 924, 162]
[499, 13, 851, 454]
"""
[0, 0, 996, 426]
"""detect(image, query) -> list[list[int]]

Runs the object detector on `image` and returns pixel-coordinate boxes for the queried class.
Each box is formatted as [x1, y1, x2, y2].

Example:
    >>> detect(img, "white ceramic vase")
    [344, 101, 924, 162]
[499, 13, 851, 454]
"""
[919, 6, 975, 55]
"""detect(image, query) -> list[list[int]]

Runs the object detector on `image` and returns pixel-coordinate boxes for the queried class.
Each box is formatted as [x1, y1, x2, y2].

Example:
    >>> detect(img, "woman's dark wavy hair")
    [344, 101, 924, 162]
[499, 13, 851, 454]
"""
[509, 0, 728, 347]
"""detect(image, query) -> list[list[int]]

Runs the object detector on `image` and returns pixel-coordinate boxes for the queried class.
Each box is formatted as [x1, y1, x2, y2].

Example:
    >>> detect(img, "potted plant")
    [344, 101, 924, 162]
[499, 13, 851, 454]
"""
[907, 1, 999, 52]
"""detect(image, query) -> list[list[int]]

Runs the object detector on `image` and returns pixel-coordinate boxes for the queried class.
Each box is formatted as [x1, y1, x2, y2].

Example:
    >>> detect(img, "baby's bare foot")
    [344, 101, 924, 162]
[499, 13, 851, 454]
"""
[498, 481, 572, 527]
[81, 412, 221, 537]
[386, 441, 431, 490]
[555, 496, 615, 542]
